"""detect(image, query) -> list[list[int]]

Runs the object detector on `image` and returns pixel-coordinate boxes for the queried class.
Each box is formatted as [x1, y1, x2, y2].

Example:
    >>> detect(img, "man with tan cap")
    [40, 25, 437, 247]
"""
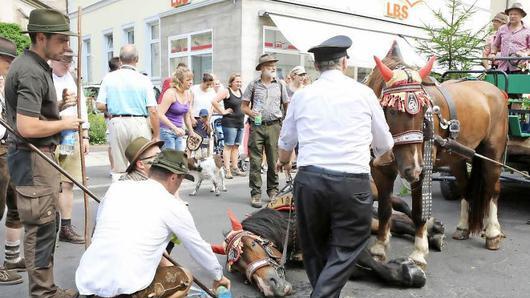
[119, 136, 163, 181]
[0, 36, 25, 286]
[50, 48, 90, 245]
[242, 53, 289, 208]
[4, 8, 82, 298]
[490, 3, 530, 72]
[76, 149, 230, 297]
[483, 12, 508, 69]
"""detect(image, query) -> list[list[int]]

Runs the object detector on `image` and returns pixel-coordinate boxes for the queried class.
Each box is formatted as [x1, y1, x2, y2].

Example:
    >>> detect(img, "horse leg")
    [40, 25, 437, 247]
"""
[409, 180, 429, 267]
[449, 161, 471, 240]
[369, 163, 397, 262]
[355, 248, 426, 288]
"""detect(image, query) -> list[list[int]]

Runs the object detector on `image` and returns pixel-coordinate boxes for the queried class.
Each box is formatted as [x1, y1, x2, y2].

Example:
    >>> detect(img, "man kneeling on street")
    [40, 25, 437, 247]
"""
[75, 149, 230, 297]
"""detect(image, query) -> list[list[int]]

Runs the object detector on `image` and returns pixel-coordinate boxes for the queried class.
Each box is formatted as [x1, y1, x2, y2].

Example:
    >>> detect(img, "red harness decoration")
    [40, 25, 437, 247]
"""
[380, 84, 431, 114]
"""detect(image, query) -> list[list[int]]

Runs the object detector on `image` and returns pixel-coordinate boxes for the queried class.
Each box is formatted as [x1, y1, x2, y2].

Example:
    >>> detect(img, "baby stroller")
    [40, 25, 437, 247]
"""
[210, 114, 249, 172]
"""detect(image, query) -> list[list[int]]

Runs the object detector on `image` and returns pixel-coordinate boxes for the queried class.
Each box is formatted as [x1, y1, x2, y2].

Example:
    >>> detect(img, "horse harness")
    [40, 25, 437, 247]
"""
[224, 230, 286, 283]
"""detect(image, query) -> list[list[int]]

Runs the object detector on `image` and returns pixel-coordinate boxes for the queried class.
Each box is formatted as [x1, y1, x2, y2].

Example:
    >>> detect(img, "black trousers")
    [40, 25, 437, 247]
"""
[294, 166, 373, 298]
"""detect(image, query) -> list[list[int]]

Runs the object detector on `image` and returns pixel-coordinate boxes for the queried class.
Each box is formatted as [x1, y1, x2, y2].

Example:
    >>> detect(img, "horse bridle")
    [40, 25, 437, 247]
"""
[224, 230, 286, 283]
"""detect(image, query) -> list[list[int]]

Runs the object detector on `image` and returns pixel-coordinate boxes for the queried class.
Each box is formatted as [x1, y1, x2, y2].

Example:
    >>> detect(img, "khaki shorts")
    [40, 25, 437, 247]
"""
[55, 135, 82, 183]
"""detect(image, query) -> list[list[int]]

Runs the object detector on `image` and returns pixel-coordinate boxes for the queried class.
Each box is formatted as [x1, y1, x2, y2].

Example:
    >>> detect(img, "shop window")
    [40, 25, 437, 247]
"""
[263, 27, 303, 83]
[168, 30, 213, 84]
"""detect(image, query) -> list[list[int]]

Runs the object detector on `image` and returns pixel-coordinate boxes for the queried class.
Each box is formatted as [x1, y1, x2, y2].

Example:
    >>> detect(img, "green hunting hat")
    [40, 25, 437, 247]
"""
[0, 37, 17, 59]
[151, 149, 195, 181]
[125, 137, 164, 173]
[22, 9, 76, 36]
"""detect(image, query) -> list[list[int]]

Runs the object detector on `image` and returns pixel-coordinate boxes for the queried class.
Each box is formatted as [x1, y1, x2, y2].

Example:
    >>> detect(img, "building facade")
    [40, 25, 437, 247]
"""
[1, 0, 66, 30]
[70, 0, 526, 87]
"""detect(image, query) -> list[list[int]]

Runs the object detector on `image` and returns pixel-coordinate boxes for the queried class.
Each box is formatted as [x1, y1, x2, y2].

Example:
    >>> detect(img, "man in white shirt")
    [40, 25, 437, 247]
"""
[50, 48, 89, 244]
[76, 149, 230, 297]
[277, 35, 394, 298]
[190, 73, 215, 124]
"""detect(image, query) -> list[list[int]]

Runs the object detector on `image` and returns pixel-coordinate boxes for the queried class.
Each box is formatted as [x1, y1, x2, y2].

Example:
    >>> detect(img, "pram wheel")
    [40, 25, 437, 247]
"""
[238, 159, 249, 172]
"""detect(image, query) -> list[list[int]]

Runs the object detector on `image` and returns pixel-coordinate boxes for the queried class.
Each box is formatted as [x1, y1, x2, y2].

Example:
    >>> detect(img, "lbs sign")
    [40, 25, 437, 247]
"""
[385, 0, 424, 20]
[171, 0, 191, 7]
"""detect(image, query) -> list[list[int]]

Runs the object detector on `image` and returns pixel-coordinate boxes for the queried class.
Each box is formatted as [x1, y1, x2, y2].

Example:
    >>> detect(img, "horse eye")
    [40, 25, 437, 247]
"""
[251, 242, 256, 247]
[388, 109, 396, 116]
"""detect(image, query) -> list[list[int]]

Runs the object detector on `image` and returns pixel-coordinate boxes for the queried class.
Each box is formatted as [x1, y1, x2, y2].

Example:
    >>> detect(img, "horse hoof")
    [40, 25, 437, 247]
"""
[452, 228, 469, 240]
[400, 260, 427, 288]
[431, 218, 445, 234]
[486, 235, 502, 250]
[428, 233, 446, 252]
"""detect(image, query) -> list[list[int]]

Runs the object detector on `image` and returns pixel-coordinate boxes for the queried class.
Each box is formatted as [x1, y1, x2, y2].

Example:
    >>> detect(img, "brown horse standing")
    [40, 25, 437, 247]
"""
[366, 42, 508, 267]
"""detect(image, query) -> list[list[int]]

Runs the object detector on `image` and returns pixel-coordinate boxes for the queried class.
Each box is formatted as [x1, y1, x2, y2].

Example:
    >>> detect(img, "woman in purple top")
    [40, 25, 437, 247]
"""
[158, 66, 197, 151]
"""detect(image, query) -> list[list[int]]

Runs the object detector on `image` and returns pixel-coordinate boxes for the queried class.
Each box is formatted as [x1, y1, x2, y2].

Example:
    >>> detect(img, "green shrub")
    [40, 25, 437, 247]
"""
[0, 23, 30, 55]
[88, 113, 107, 145]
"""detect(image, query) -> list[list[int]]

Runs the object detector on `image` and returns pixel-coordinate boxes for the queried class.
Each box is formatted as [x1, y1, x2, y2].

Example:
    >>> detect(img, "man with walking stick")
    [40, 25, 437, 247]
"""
[4, 8, 82, 298]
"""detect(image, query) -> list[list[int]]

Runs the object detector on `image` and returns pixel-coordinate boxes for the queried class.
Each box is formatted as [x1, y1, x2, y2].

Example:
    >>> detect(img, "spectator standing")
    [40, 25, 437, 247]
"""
[50, 48, 89, 244]
[483, 12, 508, 69]
[190, 73, 215, 123]
[96, 44, 160, 179]
[158, 66, 197, 151]
[0, 36, 25, 286]
[490, 3, 530, 72]
[104, 56, 120, 175]
[212, 73, 245, 178]
[276, 35, 394, 298]
[287, 66, 307, 98]
[4, 9, 82, 297]
[242, 54, 289, 208]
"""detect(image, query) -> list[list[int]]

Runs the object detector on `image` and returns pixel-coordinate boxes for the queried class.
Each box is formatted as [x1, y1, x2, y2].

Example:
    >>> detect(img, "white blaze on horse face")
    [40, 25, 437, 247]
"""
[457, 199, 469, 230]
[412, 146, 422, 178]
[254, 275, 275, 297]
[409, 225, 429, 266]
[485, 200, 501, 239]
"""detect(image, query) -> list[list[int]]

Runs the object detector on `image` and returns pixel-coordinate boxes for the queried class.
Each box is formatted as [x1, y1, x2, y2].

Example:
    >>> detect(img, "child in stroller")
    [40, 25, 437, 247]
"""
[210, 114, 249, 173]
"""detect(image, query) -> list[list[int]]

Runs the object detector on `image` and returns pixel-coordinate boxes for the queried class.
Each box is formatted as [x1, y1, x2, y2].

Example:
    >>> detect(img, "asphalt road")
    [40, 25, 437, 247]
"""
[1, 152, 530, 298]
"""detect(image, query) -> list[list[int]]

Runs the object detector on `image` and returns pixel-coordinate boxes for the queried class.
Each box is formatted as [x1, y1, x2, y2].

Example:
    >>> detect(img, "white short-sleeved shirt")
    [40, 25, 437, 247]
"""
[52, 72, 89, 129]
[278, 69, 393, 173]
[96, 66, 157, 116]
[191, 84, 215, 117]
[75, 179, 223, 297]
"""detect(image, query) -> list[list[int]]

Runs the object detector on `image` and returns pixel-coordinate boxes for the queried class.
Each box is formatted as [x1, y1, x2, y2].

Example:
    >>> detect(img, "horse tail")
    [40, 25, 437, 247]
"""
[466, 151, 489, 234]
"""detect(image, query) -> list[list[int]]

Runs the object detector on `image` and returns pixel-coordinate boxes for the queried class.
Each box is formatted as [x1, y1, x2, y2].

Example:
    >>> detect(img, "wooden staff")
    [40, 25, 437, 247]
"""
[75, 6, 91, 249]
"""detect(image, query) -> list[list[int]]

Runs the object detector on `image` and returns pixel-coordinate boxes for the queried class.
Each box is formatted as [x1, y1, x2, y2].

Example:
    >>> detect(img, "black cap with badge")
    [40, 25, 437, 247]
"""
[308, 35, 352, 62]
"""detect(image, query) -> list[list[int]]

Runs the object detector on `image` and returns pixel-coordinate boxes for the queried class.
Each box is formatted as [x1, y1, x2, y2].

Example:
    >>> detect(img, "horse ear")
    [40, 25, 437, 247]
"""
[227, 209, 243, 231]
[419, 56, 436, 79]
[373, 56, 393, 82]
[385, 40, 403, 60]
[211, 244, 226, 255]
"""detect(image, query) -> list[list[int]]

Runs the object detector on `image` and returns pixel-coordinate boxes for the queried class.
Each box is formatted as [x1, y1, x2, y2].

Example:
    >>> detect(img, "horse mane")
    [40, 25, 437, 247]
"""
[241, 208, 294, 251]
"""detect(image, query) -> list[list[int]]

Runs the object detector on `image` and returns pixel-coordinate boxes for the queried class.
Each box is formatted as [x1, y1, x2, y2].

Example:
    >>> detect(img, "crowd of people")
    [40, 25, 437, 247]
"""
[1, 3, 529, 298]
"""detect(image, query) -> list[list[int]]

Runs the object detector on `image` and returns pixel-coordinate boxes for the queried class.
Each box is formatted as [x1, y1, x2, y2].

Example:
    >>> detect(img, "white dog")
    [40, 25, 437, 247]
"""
[188, 155, 227, 196]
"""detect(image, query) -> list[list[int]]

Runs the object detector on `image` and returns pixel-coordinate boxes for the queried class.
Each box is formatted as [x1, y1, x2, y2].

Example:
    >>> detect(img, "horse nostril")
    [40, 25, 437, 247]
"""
[268, 276, 279, 288]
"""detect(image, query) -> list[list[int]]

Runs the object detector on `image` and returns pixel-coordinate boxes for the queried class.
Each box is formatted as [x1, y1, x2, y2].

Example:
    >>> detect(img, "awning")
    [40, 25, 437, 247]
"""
[267, 13, 428, 68]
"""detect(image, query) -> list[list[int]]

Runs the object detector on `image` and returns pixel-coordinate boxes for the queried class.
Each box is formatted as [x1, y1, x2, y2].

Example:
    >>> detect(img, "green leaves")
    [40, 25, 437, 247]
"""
[415, 0, 490, 73]
[0, 23, 30, 55]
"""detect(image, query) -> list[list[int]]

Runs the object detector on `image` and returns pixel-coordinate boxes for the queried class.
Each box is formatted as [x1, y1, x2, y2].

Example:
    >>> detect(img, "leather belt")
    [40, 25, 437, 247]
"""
[12, 143, 57, 152]
[110, 114, 147, 118]
[298, 165, 369, 179]
[261, 119, 280, 126]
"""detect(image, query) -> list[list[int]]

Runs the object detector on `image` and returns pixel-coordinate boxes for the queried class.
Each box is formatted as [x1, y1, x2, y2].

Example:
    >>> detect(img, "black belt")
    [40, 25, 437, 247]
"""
[298, 165, 369, 179]
[261, 119, 280, 126]
[110, 114, 147, 118]
[11, 143, 57, 152]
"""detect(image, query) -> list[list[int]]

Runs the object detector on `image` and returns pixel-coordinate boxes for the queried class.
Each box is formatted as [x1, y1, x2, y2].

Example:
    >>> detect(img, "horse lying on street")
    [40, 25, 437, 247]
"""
[211, 207, 427, 297]
[366, 41, 508, 267]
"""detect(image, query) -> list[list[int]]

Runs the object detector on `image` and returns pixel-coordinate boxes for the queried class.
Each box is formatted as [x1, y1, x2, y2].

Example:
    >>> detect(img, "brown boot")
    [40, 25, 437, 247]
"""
[59, 225, 85, 244]
[54, 288, 79, 298]
[0, 268, 22, 285]
[250, 194, 262, 208]
[3, 258, 25, 272]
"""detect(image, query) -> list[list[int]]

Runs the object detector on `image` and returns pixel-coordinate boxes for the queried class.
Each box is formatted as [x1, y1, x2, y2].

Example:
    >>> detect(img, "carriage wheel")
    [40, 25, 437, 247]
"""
[440, 180, 459, 201]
